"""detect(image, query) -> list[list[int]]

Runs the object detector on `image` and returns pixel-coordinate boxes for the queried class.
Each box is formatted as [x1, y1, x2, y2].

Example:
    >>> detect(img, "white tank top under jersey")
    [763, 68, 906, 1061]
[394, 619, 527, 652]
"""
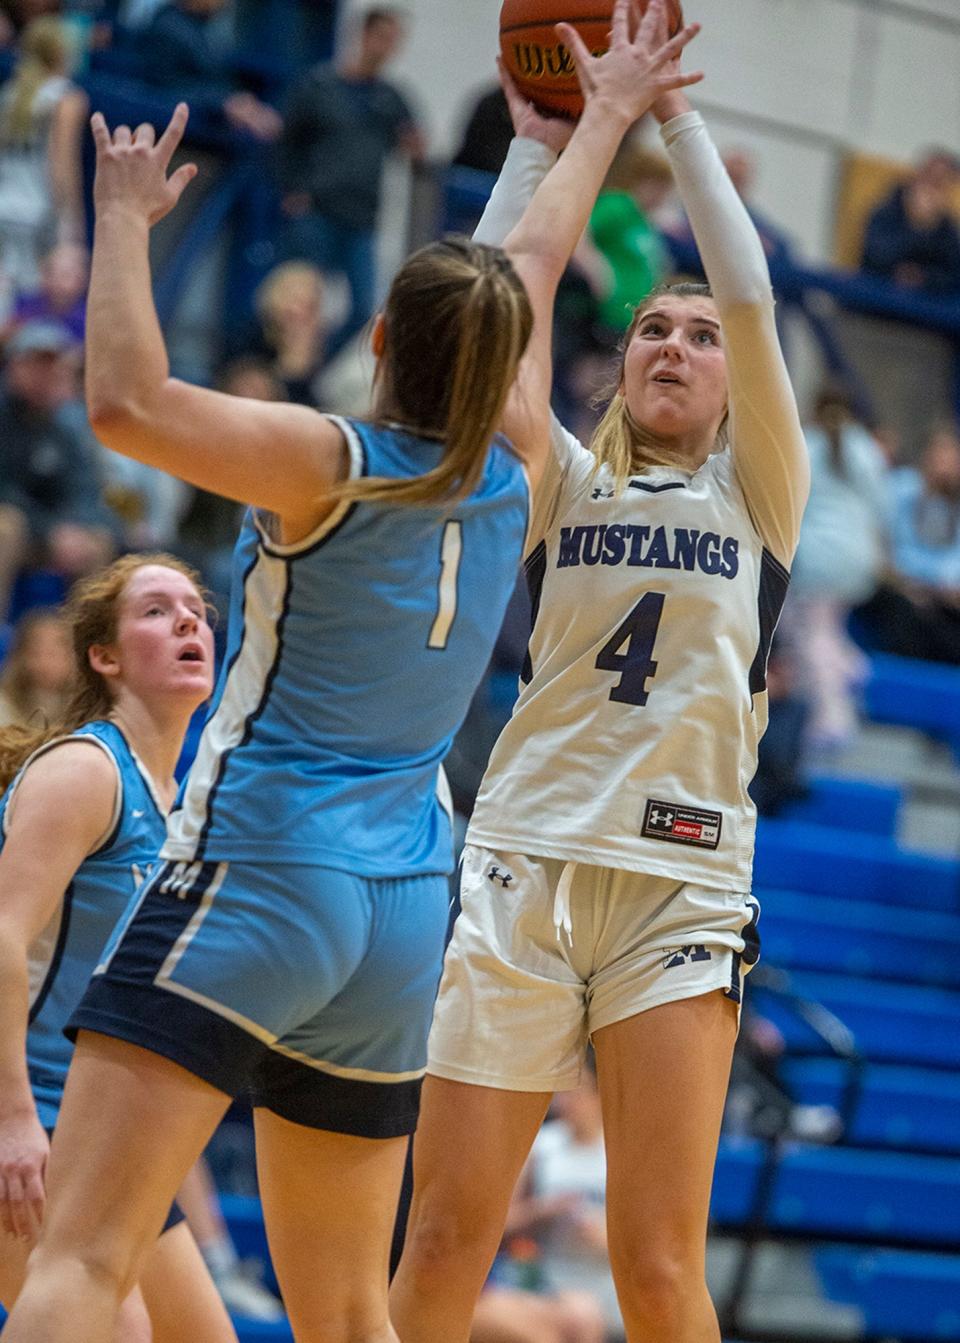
[467, 113, 810, 892]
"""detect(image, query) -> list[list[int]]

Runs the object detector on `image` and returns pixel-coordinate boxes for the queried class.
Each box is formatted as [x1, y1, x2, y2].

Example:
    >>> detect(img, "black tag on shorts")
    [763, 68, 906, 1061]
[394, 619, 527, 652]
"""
[642, 799, 722, 850]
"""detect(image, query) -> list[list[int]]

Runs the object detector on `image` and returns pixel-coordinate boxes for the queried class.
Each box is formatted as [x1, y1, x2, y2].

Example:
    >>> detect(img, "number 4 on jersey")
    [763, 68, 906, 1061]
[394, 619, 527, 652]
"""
[595, 591, 665, 706]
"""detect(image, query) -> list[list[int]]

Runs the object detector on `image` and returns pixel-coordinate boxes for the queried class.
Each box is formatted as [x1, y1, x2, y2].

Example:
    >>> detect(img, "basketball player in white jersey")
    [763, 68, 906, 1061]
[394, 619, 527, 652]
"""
[390, 10, 810, 1343]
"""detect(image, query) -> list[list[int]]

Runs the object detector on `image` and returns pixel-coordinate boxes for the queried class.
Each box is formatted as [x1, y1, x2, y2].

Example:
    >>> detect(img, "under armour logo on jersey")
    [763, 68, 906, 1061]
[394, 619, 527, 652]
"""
[662, 945, 713, 969]
[591, 486, 615, 500]
[487, 865, 514, 887]
[648, 808, 675, 829]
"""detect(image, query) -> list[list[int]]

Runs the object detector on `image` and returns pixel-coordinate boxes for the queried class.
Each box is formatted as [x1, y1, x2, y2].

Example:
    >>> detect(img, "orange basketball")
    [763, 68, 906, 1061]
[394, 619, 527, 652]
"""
[500, 0, 685, 118]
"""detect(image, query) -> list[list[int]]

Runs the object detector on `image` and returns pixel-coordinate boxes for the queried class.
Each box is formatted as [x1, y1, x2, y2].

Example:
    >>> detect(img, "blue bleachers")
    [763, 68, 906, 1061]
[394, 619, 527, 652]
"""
[753, 819, 960, 912]
[815, 1246, 960, 1340]
[782, 1057, 960, 1155]
[866, 654, 960, 753]
[759, 888, 960, 988]
[770, 1145, 960, 1246]
[751, 970, 960, 1069]
[778, 777, 902, 837]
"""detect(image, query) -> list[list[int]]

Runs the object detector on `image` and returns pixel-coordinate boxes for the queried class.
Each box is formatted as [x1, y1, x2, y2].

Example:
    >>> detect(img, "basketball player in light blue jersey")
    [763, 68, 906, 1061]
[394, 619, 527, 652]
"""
[0, 555, 236, 1341]
[0, 61, 672, 1343]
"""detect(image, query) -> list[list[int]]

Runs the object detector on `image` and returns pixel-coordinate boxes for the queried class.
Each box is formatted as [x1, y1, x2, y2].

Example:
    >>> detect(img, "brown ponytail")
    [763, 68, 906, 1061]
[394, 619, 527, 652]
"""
[334, 237, 533, 508]
[0, 553, 204, 794]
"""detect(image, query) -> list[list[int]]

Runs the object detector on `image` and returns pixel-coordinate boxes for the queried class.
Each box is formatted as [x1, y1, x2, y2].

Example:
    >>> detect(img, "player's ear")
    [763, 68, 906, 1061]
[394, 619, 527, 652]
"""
[370, 312, 386, 358]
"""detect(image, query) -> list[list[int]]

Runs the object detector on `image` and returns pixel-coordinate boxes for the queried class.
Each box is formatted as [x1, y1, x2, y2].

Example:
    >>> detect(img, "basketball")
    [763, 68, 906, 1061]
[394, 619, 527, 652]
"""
[499, 0, 685, 118]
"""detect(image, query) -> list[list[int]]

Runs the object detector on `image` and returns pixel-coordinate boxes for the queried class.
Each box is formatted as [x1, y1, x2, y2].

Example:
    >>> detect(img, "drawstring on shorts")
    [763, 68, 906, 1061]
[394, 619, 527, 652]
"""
[553, 861, 576, 945]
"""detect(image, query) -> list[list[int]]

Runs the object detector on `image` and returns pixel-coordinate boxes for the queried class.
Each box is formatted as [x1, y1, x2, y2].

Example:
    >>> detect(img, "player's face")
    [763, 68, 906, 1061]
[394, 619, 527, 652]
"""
[109, 566, 215, 707]
[622, 296, 728, 451]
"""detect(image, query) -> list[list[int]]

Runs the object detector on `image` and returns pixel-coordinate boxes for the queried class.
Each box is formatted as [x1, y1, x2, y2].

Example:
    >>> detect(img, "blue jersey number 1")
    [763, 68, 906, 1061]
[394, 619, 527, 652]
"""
[595, 591, 665, 705]
[428, 520, 463, 650]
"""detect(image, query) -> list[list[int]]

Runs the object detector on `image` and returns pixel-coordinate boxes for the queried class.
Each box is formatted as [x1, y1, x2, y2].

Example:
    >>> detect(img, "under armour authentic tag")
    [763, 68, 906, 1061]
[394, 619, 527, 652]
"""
[642, 799, 722, 850]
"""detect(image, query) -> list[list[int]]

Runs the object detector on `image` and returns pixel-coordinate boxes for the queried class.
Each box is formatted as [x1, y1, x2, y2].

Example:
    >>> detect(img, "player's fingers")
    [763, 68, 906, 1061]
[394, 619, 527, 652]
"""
[650, 22, 701, 69]
[133, 122, 155, 147]
[156, 101, 189, 164]
[610, 0, 632, 46]
[5, 1172, 29, 1239]
[636, 0, 667, 43]
[113, 123, 132, 147]
[656, 67, 704, 93]
[90, 110, 111, 154]
[555, 22, 596, 95]
[497, 57, 531, 121]
[168, 162, 198, 202]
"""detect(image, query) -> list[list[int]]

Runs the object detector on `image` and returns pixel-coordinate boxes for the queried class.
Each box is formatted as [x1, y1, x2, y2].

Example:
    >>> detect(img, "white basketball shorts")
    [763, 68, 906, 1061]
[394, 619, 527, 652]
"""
[428, 844, 761, 1092]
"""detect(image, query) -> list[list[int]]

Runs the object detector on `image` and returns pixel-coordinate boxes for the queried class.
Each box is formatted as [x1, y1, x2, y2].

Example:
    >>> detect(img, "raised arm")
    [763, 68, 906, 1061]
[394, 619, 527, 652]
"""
[500, 0, 702, 491]
[656, 93, 809, 566]
[85, 104, 349, 538]
[0, 742, 117, 1240]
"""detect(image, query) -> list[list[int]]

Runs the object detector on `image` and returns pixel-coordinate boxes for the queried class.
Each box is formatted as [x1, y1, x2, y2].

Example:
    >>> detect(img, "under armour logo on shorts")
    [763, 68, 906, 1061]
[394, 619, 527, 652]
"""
[487, 865, 514, 887]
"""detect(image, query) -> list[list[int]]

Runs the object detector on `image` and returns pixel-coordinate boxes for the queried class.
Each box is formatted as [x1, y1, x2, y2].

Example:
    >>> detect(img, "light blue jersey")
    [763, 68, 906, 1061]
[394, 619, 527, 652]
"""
[0, 721, 166, 1128]
[164, 416, 530, 875]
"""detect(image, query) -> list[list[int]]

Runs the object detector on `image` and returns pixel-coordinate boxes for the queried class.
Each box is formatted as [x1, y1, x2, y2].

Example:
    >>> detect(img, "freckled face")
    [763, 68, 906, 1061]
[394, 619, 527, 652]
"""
[622, 296, 729, 448]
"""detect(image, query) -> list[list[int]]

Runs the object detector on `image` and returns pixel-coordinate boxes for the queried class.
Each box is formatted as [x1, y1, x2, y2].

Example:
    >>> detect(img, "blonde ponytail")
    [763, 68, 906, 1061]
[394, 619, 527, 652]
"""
[0, 18, 70, 146]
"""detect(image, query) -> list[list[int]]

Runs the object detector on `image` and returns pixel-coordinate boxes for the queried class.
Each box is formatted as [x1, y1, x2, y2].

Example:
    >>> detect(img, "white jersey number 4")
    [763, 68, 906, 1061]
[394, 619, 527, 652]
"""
[428, 520, 463, 650]
[595, 591, 665, 705]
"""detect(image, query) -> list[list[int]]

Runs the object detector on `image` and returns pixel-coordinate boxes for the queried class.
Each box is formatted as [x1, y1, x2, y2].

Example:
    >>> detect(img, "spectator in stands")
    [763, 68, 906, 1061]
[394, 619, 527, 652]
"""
[749, 635, 809, 815]
[0, 320, 116, 618]
[788, 386, 889, 747]
[589, 139, 672, 332]
[855, 423, 960, 663]
[452, 83, 513, 176]
[0, 606, 72, 725]
[662, 145, 796, 269]
[6, 238, 88, 343]
[140, 0, 281, 141]
[277, 5, 425, 356]
[861, 148, 960, 297]
[251, 260, 329, 406]
[0, 17, 87, 307]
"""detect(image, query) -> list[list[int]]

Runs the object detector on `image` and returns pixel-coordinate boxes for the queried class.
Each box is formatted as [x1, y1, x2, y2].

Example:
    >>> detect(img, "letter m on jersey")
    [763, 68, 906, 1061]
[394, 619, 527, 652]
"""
[662, 945, 712, 969]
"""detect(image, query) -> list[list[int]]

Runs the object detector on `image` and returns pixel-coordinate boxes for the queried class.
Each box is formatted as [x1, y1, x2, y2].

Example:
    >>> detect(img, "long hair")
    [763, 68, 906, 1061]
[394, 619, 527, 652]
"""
[333, 237, 532, 508]
[590, 281, 729, 492]
[0, 553, 204, 794]
[0, 18, 70, 146]
[0, 608, 72, 725]
[812, 384, 855, 483]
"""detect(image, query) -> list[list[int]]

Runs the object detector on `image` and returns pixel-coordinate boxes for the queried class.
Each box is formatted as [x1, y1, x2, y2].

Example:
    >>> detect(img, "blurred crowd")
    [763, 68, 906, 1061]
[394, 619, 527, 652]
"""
[1, 4, 960, 1337]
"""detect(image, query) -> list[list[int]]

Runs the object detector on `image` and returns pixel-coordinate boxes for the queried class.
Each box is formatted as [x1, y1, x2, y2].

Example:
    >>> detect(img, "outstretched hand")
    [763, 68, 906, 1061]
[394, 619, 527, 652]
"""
[90, 101, 198, 228]
[558, 0, 702, 126]
[498, 58, 575, 155]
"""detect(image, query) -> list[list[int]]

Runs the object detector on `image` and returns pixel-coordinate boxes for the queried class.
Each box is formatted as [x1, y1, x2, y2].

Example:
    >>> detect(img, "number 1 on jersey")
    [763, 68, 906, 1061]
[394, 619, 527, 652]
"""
[428, 520, 463, 650]
[595, 591, 665, 705]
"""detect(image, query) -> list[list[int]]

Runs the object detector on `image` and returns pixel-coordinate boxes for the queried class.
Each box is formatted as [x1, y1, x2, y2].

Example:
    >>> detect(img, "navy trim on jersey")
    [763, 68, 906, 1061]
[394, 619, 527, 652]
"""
[748, 547, 790, 696]
[195, 551, 291, 860]
[28, 880, 74, 1025]
[520, 539, 547, 687]
[91, 860, 220, 988]
[628, 480, 687, 494]
[250, 1050, 422, 1139]
[71, 975, 423, 1138]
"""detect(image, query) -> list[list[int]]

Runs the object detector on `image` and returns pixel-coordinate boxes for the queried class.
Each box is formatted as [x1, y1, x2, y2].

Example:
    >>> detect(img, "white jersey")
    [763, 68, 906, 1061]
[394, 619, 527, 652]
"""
[468, 114, 810, 892]
[468, 423, 786, 891]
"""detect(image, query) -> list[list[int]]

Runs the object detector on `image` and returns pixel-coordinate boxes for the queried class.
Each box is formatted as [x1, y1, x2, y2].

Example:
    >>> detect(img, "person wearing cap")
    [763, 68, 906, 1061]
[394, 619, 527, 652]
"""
[0, 319, 117, 620]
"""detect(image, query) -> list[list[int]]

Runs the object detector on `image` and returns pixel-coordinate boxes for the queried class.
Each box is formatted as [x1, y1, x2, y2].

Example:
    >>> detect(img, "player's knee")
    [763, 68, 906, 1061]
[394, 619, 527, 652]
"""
[609, 1245, 696, 1332]
[403, 1201, 496, 1277]
[30, 1234, 140, 1305]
